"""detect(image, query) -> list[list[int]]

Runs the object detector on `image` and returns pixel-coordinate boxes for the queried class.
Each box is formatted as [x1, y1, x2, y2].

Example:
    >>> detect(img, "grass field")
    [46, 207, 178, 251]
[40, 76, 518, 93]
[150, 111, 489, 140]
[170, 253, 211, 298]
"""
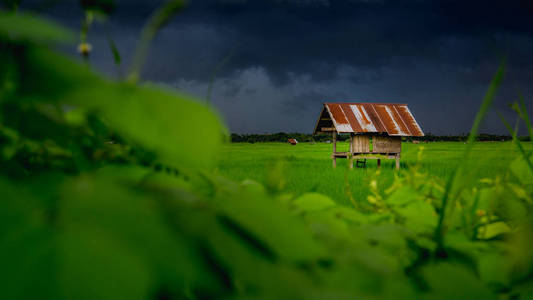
[215, 141, 529, 206]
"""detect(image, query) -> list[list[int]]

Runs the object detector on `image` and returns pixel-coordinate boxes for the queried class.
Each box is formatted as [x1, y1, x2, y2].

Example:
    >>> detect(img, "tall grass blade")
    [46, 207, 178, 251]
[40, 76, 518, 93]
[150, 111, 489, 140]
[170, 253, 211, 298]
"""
[106, 26, 121, 69]
[518, 94, 533, 144]
[498, 111, 533, 171]
[206, 46, 237, 103]
[127, 0, 187, 83]
[434, 60, 506, 253]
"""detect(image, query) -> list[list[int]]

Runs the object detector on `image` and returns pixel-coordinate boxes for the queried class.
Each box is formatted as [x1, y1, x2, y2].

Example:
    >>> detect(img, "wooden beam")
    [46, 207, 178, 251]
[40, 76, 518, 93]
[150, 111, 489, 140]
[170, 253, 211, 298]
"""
[349, 133, 353, 154]
[377, 159, 381, 168]
[321, 127, 336, 132]
[395, 155, 400, 170]
[313, 105, 327, 135]
[332, 131, 337, 168]
[349, 134, 353, 169]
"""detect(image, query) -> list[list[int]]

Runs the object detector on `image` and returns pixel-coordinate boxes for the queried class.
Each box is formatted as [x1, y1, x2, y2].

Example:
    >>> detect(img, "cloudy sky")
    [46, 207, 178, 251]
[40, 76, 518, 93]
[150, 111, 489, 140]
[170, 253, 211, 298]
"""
[22, 0, 533, 134]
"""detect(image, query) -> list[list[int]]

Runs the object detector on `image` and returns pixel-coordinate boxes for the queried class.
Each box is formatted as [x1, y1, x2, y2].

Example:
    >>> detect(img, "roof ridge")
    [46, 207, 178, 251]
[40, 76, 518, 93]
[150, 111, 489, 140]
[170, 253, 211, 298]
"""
[324, 102, 408, 106]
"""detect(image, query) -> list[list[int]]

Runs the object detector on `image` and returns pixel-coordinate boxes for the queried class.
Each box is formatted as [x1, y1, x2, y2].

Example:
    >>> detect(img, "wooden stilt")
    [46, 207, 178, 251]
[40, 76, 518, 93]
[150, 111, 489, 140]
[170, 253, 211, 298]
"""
[332, 131, 337, 168]
[377, 159, 381, 168]
[349, 134, 353, 169]
[395, 155, 400, 170]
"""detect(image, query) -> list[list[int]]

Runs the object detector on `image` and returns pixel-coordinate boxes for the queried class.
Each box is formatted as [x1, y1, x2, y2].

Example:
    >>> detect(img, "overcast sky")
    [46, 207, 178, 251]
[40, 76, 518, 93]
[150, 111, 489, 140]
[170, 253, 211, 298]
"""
[22, 0, 533, 134]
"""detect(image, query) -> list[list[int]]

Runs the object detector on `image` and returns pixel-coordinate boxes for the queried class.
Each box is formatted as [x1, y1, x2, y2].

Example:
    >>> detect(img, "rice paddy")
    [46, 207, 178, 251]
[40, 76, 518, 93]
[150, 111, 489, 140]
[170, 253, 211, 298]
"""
[215, 141, 528, 205]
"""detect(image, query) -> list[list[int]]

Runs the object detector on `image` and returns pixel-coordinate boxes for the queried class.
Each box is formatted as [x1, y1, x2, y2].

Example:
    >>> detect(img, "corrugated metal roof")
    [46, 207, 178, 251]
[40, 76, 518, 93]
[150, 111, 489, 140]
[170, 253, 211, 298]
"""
[317, 102, 424, 136]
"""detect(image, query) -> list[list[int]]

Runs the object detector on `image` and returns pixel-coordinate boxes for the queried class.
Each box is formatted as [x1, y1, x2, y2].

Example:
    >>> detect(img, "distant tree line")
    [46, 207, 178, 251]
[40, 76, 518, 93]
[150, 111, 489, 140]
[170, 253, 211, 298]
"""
[230, 132, 530, 143]
[230, 132, 331, 143]
[411, 133, 529, 142]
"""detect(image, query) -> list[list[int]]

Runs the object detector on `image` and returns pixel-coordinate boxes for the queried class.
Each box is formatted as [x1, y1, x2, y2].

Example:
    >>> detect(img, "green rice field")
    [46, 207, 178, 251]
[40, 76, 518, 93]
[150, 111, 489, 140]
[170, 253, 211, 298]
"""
[216, 141, 529, 206]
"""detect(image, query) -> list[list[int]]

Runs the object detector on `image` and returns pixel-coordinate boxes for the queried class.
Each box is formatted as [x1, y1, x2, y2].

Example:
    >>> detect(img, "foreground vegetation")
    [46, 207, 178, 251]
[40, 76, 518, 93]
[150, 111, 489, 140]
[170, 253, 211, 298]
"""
[1, 3, 533, 300]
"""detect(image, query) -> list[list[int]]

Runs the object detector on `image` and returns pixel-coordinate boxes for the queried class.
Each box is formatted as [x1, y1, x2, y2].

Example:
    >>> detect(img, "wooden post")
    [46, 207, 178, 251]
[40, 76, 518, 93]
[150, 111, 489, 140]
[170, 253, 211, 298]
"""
[395, 155, 400, 170]
[349, 134, 353, 169]
[377, 159, 381, 168]
[332, 131, 337, 168]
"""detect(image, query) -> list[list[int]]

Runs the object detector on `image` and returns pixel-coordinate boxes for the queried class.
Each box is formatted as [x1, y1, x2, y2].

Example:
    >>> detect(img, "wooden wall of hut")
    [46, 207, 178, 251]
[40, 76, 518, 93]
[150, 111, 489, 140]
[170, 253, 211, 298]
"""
[350, 135, 401, 154]
[373, 136, 401, 153]
[351, 135, 370, 153]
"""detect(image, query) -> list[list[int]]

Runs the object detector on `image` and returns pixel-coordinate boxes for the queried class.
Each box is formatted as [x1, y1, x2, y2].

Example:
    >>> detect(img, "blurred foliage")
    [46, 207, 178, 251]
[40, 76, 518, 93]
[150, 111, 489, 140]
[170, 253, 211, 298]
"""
[1, 5, 533, 300]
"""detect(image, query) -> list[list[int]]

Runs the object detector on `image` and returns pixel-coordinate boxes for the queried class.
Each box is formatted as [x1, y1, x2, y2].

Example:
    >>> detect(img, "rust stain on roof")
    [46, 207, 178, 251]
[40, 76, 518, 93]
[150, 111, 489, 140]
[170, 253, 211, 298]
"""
[340, 103, 363, 132]
[326, 102, 353, 132]
[317, 102, 424, 136]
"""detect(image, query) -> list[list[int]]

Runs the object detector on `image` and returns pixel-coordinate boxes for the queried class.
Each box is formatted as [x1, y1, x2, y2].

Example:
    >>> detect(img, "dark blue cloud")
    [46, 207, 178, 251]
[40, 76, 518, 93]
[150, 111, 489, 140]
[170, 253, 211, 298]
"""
[18, 0, 533, 134]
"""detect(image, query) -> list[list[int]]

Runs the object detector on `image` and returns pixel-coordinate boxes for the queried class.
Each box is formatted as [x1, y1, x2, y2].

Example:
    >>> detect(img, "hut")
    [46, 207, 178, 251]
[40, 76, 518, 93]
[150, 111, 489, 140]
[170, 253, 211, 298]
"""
[313, 102, 424, 169]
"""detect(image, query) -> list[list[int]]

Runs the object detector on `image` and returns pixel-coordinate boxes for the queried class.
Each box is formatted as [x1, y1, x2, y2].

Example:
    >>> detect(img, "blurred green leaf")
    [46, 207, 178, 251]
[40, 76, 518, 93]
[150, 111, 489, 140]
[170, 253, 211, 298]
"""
[214, 186, 325, 262]
[387, 186, 420, 206]
[511, 154, 533, 187]
[15, 47, 225, 169]
[240, 179, 266, 195]
[0, 12, 74, 44]
[0, 51, 18, 100]
[106, 30, 121, 66]
[362, 224, 417, 268]
[477, 252, 510, 289]
[68, 83, 225, 168]
[58, 167, 209, 289]
[327, 206, 369, 224]
[58, 228, 152, 300]
[396, 201, 437, 233]
[507, 183, 533, 204]
[477, 187, 495, 212]
[304, 209, 353, 241]
[387, 186, 438, 235]
[421, 263, 496, 300]
[293, 193, 336, 212]
[477, 222, 511, 239]
[16, 47, 101, 101]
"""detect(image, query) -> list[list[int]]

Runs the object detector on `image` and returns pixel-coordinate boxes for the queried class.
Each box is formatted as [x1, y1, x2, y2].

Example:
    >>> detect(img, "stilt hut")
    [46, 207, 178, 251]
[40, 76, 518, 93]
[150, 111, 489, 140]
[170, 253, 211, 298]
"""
[313, 102, 424, 169]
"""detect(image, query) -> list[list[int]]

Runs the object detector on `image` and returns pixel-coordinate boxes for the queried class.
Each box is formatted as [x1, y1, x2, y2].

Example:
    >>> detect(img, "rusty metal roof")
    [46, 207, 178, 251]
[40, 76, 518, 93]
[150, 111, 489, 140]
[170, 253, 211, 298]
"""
[315, 102, 424, 136]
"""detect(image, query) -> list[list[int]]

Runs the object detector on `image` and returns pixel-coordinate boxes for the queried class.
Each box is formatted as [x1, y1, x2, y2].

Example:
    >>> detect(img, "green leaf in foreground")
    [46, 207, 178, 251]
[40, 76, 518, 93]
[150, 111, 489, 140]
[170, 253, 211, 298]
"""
[387, 186, 438, 235]
[292, 193, 336, 212]
[0, 12, 74, 44]
[214, 188, 326, 262]
[421, 263, 496, 300]
[17, 47, 225, 169]
[511, 154, 533, 188]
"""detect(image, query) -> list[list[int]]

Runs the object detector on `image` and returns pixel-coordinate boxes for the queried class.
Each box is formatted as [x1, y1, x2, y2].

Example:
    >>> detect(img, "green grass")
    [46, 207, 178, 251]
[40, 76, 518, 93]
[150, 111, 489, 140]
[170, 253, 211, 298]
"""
[215, 141, 529, 206]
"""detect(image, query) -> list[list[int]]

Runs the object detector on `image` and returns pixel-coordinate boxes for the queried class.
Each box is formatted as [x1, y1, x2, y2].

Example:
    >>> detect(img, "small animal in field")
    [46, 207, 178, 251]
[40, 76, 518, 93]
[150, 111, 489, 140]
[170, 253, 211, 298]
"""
[287, 138, 298, 145]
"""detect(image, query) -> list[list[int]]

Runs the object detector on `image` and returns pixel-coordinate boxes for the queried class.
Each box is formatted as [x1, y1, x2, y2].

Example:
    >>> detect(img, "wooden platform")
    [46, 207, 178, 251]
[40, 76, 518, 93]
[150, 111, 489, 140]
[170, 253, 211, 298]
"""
[331, 151, 400, 169]
[332, 152, 399, 159]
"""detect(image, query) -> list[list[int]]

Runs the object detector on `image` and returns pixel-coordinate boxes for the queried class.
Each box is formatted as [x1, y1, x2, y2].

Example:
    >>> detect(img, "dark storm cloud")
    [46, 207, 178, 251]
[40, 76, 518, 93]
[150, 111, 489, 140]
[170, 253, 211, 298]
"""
[19, 0, 533, 134]
[177, 0, 533, 83]
[37, 0, 532, 83]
